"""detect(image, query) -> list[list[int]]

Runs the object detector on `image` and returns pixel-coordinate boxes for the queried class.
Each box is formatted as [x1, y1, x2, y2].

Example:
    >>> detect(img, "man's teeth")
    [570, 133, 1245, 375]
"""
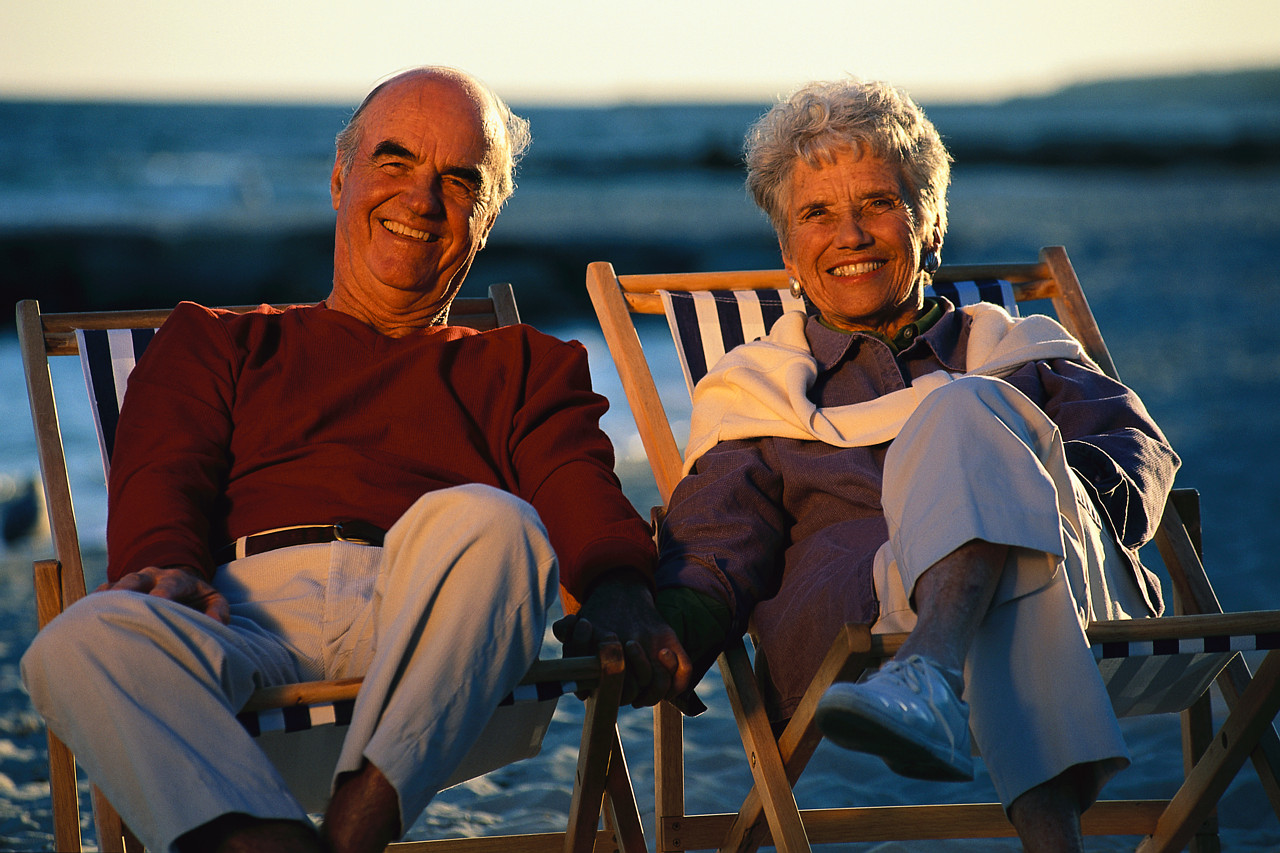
[830, 260, 885, 276]
[383, 221, 438, 242]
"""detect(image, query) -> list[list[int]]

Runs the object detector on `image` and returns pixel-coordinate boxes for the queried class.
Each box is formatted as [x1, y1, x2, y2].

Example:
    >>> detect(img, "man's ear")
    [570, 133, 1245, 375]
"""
[330, 159, 344, 211]
[475, 210, 499, 251]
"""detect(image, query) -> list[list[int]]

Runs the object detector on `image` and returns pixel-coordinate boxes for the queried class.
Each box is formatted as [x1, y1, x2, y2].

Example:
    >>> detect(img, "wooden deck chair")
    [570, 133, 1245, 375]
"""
[586, 246, 1280, 853]
[18, 287, 646, 853]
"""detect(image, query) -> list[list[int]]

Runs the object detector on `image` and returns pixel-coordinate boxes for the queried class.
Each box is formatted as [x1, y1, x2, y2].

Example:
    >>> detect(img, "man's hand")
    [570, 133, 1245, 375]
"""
[97, 566, 231, 624]
[554, 573, 692, 708]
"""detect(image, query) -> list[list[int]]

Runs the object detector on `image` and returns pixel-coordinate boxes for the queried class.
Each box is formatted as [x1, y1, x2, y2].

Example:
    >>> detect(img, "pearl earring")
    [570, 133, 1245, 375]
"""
[789, 277, 804, 298]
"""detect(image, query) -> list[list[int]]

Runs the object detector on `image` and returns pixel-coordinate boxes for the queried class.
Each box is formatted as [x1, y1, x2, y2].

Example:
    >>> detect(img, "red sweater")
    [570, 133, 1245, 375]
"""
[106, 301, 656, 601]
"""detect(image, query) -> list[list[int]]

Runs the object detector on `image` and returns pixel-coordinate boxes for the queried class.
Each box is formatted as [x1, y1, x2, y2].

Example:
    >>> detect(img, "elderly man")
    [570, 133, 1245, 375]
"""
[21, 67, 680, 853]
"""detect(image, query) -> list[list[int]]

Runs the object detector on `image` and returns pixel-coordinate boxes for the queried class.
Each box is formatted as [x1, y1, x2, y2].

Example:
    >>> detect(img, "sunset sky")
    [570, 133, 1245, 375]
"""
[2, 0, 1277, 105]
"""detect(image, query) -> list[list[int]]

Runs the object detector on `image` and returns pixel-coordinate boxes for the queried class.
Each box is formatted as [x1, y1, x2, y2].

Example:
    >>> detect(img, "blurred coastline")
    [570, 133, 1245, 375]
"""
[2, 67, 1278, 326]
[3, 67, 1280, 850]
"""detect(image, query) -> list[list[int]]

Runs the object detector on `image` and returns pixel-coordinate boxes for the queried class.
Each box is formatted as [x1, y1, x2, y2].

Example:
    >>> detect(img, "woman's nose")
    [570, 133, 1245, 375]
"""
[835, 211, 871, 247]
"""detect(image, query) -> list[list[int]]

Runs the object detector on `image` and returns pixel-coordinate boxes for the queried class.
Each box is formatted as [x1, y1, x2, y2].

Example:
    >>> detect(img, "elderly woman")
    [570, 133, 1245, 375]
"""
[577, 78, 1178, 852]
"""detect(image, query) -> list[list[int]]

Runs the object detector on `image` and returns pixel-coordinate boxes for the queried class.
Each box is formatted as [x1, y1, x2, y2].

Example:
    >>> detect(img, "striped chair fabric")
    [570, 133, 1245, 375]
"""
[76, 326, 574, 740]
[660, 278, 1018, 395]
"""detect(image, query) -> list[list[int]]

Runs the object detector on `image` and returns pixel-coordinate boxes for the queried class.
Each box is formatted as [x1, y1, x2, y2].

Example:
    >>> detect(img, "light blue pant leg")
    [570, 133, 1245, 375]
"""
[331, 484, 560, 832]
[21, 592, 310, 853]
[881, 375, 1134, 808]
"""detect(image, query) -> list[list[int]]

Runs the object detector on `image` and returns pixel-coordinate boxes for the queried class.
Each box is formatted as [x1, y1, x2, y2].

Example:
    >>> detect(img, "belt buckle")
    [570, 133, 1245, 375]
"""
[334, 521, 379, 546]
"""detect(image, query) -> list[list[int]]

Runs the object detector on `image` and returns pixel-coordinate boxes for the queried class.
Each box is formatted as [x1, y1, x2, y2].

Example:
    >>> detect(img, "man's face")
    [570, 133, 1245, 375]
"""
[330, 73, 498, 320]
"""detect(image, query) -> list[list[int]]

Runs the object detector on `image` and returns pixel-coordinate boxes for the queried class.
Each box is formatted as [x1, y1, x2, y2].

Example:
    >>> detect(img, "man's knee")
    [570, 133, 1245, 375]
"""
[390, 485, 557, 591]
[398, 484, 547, 546]
[22, 592, 179, 711]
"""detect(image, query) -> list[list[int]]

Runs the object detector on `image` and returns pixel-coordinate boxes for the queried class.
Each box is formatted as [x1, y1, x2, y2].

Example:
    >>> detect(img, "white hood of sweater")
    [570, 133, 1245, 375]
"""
[682, 301, 1087, 473]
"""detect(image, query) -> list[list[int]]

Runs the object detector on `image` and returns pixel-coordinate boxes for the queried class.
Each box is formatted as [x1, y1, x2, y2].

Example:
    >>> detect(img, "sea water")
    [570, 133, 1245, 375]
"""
[1, 88, 1279, 849]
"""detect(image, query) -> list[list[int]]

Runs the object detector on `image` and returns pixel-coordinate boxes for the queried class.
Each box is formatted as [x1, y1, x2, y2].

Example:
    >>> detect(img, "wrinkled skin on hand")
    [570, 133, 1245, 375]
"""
[97, 565, 231, 624]
[554, 573, 692, 708]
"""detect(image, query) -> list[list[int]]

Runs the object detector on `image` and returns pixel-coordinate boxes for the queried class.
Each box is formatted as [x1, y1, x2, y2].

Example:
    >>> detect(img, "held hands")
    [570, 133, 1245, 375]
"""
[97, 565, 231, 624]
[554, 573, 693, 708]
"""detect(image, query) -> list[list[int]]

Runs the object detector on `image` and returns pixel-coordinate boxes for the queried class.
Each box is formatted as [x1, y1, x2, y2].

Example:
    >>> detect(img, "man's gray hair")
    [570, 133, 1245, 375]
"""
[744, 79, 951, 248]
[335, 67, 531, 212]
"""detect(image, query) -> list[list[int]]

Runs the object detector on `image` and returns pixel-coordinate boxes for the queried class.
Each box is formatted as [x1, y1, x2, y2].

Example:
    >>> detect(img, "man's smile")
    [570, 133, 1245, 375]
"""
[382, 220, 439, 242]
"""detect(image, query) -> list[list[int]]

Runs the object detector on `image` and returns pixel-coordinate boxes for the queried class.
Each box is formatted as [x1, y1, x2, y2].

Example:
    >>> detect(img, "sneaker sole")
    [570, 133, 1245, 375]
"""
[815, 700, 974, 782]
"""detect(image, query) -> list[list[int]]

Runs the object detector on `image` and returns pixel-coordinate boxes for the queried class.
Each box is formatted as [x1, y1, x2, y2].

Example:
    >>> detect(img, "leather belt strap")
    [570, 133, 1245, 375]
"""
[214, 521, 386, 565]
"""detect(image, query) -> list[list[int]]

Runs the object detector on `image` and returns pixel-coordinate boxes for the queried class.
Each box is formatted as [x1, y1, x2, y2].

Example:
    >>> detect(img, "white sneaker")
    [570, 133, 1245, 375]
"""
[815, 654, 973, 781]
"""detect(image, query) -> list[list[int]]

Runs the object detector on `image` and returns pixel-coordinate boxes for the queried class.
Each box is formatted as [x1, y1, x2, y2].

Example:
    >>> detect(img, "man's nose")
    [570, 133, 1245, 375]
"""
[403, 175, 445, 217]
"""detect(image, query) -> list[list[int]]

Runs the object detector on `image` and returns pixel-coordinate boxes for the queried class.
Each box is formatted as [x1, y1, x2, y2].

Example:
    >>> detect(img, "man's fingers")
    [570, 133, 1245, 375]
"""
[551, 614, 580, 644]
[659, 646, 696, 696]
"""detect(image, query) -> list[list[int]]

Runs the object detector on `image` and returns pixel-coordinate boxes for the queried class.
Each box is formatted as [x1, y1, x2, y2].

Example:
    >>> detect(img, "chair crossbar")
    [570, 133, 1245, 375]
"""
[235, 680, 580, 739]
[1095, 632, 1280, 660]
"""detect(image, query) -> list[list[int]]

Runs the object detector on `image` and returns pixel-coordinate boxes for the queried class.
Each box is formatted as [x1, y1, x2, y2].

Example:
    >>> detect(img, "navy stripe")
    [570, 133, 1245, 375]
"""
[1153, 638, 1181, 657]
[930, 281, 959, 305]
[713, 294, 746, 353]
[236, 711, 261, 737]
[1100, 641, 1129, 659]
[334, 698, 355, 726]
[756, 290, 786, 336]
[669, 294, 707, 385]
[975, 278, 1007, 306]
[1259, 632, 1280, 650]
[131, 327, 156, 361]
[1204, 634, 1230, 653]
[81, 329, 122, 462]
[282, 705, 312, 733]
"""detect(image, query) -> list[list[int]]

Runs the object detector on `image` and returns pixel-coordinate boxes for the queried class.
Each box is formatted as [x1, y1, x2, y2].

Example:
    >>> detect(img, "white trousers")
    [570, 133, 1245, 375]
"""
[872, 375, 1154, 808]
[22, 484, 559, 853]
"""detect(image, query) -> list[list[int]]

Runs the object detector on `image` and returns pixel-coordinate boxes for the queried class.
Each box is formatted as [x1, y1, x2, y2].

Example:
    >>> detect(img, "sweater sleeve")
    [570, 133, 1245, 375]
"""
[1005, 358, 1180, 551]
[655, 437, 789, 637]
[509, 335, 656, 602]
[106, 303, 239, 581]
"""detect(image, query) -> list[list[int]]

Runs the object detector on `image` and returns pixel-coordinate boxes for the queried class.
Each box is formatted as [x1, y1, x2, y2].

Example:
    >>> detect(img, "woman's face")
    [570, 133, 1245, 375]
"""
[779, 146, 938, 336]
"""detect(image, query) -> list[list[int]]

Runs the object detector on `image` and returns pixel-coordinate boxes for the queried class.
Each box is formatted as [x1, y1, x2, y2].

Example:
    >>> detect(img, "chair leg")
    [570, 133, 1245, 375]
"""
[717, 640, 810, 853]
[602, 730, 648, 853]
[565, 642, 626, 853]
[653, 702, 684, 853]
[45, 729, 82, 853]
[718, 625, 881, 853]
[1139, 649, 1280, 853]
[1182, 693, 1221, 853]
[91, 785, 128, 853]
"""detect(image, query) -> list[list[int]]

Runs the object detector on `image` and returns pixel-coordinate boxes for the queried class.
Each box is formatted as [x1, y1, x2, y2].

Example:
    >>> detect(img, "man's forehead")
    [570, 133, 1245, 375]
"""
[363, 79, 496, 162]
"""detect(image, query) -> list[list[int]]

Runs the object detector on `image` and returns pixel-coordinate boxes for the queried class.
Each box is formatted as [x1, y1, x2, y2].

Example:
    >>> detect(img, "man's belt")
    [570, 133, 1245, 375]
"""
[214, 521, 386, 565]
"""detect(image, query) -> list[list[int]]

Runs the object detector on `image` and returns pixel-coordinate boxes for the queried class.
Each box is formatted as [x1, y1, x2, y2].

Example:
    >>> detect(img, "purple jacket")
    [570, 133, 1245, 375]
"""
[655, 301, 1179, 720]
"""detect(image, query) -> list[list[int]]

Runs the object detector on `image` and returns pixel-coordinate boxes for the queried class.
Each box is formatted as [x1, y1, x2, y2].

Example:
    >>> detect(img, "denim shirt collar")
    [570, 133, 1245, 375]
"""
[804, 297, 970, 373]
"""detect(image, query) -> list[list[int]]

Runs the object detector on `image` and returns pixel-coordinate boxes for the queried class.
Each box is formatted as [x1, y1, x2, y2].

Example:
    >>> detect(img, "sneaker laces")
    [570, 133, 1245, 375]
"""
[878, 655, 962, 759]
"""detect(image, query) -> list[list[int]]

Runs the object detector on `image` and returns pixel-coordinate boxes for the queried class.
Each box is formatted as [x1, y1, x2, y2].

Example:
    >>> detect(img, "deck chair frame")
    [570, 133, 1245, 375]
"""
[586, 246, 1280, 852]
[18, 287, 645, 853]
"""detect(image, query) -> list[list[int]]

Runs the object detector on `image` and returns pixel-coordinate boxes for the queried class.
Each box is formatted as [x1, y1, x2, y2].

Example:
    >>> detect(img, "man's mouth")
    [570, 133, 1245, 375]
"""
[829, 260, 886, 276]
[382, 220, 439, 242]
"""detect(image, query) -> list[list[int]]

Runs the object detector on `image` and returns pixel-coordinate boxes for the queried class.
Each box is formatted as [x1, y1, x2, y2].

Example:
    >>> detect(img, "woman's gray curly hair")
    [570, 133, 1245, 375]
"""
[335, 66, 531, 213]
[745, 79, 951, 249]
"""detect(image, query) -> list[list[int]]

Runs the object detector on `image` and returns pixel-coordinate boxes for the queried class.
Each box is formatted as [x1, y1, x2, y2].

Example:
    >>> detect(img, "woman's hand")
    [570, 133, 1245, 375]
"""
[97, 565, 231, 624]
